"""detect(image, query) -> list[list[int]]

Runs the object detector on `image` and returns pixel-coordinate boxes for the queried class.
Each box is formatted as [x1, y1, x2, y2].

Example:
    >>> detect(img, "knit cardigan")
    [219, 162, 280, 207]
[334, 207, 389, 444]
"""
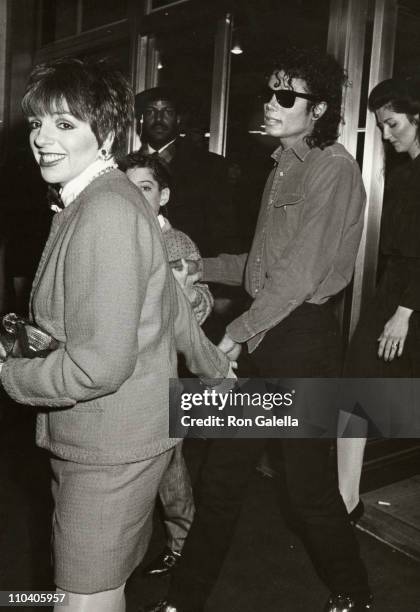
[1, 170, 230, 464]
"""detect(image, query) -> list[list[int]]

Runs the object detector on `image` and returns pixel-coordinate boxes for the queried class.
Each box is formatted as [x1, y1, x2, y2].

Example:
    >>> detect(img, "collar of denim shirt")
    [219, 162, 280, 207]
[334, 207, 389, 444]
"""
[271, 137, 311, 164]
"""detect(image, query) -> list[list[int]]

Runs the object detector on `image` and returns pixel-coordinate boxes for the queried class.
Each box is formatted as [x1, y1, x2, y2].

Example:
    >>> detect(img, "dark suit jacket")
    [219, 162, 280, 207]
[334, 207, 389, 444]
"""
[144, 138, 240, 258]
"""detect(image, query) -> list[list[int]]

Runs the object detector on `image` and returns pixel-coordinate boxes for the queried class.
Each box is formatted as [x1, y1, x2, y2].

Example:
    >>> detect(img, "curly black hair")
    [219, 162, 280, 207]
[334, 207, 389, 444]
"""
[271, 47, 347, 149]
[22, 57, 134, 157]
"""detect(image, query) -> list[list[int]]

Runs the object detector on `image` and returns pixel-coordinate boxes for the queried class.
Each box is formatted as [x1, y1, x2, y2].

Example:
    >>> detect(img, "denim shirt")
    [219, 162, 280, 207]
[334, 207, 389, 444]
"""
[203, 139, 366, 352]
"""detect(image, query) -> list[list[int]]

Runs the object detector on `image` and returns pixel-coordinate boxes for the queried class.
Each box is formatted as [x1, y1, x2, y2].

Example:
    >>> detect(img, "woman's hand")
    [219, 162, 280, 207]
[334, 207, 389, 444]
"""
[377, 305, 413, 361]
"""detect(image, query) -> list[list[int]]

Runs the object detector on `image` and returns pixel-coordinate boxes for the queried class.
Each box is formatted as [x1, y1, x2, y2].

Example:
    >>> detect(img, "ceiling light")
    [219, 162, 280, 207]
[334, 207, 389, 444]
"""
[231, 44, 243, 55]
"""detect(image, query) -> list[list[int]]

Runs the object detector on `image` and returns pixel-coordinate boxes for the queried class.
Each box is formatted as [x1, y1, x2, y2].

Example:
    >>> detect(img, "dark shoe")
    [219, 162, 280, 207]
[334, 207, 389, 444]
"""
[348, 500, 365, 526]
[143, 547, 181, 576]
[324, 593, 373, 611]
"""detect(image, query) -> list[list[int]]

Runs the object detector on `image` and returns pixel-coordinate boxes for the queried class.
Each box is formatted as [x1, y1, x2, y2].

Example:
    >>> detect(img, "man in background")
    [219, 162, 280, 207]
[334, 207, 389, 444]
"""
[134, 87, 239, 259]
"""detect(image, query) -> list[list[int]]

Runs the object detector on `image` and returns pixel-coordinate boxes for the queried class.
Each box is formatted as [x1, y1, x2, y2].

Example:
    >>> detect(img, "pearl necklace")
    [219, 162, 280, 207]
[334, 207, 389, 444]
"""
[76, 163, 118, 198]
[60, 161, 118, 209]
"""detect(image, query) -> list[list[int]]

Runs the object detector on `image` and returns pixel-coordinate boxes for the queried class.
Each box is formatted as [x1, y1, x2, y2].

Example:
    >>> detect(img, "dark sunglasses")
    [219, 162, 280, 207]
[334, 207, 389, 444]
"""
[261, 86, 318, 108]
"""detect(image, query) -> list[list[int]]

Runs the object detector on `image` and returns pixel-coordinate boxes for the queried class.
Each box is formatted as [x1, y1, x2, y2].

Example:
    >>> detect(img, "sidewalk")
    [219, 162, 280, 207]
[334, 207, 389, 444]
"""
[126, 452, 420, 611]
[1, 405, 419, 611]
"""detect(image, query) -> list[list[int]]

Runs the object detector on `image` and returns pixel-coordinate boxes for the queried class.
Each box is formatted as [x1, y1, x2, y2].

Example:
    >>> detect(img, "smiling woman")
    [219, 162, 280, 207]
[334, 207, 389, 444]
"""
[27, 110, 103, 186]
[0, 57, 232, 612]
[21, 59, 131, 159]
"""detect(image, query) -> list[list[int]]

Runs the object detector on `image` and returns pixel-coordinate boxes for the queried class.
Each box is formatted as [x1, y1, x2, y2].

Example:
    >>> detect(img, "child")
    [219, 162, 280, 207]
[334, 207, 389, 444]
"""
[120, 152, 213, 325]
[119, 151, 211, 577]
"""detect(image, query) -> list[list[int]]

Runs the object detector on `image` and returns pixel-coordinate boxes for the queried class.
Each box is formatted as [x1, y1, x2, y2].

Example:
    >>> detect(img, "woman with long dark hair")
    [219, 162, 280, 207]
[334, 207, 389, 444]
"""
[338, 76, 420, 517]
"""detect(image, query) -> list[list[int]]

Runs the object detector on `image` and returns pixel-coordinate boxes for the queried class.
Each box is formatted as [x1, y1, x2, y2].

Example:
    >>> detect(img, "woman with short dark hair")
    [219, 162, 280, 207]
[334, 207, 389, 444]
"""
[0, 58, 231, 612]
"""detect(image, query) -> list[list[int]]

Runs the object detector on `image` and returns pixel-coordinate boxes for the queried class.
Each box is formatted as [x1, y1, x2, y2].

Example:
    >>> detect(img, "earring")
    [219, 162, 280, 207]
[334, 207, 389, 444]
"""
[99, 148, 110, 161]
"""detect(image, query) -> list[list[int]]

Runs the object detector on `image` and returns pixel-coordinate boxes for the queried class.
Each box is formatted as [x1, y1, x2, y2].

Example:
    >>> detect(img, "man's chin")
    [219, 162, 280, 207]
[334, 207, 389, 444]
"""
[149, 133, 172, 148]
[264, 124, 282, 138]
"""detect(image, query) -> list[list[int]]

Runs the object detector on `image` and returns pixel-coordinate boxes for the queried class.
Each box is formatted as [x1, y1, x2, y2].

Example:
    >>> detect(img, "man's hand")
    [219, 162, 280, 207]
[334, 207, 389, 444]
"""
[218, 332, 242, 362]
[377, 305, 413, 361]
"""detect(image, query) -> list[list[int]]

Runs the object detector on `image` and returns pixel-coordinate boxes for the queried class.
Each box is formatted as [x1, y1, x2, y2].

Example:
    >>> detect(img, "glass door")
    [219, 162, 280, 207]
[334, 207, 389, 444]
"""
[226, 0, 330, 249]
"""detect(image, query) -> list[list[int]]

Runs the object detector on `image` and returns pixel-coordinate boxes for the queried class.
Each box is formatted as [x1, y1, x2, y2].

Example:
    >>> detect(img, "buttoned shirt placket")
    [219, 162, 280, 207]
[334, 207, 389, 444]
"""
[250, 149, 295, 298]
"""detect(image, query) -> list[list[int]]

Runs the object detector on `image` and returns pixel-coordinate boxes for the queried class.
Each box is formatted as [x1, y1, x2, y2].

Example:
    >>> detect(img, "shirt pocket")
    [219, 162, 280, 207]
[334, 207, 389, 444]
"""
[273, 192, 304, 208]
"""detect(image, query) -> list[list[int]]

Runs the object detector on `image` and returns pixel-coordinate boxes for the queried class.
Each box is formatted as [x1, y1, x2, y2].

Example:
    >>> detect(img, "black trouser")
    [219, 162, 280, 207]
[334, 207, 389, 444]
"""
[168, 302, 370, 610]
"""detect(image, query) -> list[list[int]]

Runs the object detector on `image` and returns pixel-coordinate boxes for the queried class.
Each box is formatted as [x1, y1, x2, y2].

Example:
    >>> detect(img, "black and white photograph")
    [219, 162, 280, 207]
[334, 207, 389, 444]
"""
[1, 1, 420, 611]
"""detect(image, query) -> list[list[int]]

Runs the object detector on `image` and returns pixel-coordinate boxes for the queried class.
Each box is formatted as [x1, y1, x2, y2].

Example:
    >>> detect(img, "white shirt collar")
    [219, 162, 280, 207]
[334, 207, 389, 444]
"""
[146, 139, 177, 155]
[59, 157, 117, 207]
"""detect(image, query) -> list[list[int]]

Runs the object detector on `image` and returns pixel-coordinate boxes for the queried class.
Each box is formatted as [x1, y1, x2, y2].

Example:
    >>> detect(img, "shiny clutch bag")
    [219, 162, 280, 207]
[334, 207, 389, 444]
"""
[0, 313, 58, 362]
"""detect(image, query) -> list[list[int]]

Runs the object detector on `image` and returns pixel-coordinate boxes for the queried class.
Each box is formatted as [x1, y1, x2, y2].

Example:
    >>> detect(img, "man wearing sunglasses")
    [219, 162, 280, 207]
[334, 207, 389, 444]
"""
[146, 48, 371, 612]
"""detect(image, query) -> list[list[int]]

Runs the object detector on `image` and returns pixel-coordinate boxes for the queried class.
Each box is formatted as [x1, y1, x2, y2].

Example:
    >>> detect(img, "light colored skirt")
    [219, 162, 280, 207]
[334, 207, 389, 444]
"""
[50, 449, 172, 593]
